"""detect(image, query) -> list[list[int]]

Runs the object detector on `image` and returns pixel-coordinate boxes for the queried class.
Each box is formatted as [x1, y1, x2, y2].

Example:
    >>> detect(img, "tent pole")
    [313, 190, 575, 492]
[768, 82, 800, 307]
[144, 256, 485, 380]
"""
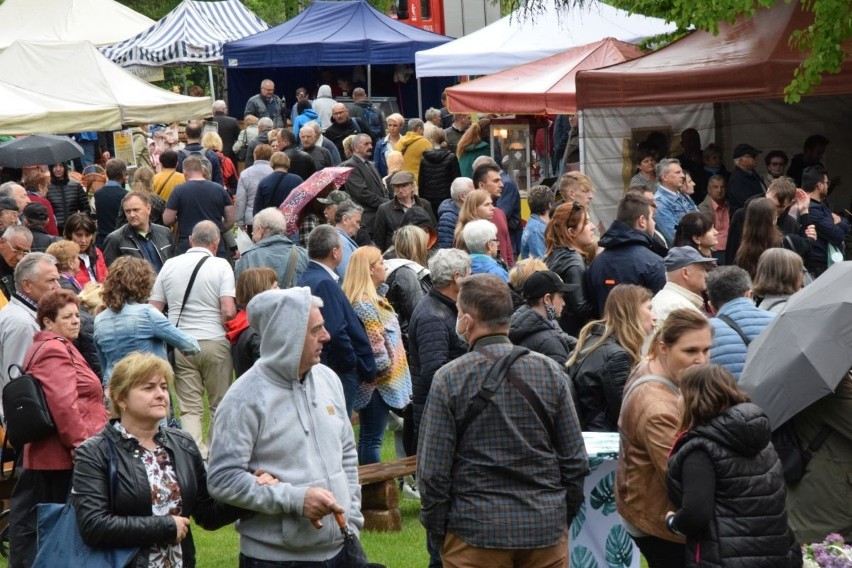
[417, 77, 423, 120]
[367, 64, 372, 99]
[182, 66, 188, 95]
[208, 66, 216, 100]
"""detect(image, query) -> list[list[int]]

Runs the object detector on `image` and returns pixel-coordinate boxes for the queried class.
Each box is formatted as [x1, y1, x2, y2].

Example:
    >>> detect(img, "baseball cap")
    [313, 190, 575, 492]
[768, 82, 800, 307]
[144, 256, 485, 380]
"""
[389, 171, 415, 186]
[732, 143, 762, 159]
[522, 270, 577, 301]
[317, 190, 351, 205]
[0, 197, 19, 213]
[664, 246, 718, 271]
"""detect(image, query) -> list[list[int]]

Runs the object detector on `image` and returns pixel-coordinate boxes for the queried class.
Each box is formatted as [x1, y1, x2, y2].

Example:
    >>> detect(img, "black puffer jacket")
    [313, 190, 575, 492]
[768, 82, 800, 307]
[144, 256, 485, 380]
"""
[408, 288, 467, 448]
[75, 306, 102, 381]
[418, 148, 461, 213]
[567, 324, 631, 432]
[545, 246, 595, 336]
[508, 305, 576, 367]
[47, 177, 90, 234]
[385, 260, 432, 351]
[73, 422, 247, 568]
[667, 403, 800, 568]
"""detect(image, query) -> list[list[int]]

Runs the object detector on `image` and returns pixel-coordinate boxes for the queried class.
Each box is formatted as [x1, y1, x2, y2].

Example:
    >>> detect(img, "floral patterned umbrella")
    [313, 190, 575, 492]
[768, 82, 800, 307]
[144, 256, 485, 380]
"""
[280, 167, 353, 235]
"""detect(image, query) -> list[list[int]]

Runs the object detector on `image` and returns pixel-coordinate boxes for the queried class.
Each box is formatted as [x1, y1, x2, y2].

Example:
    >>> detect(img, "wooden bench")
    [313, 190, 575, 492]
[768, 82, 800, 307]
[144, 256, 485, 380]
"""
[357, 455, 417, 532]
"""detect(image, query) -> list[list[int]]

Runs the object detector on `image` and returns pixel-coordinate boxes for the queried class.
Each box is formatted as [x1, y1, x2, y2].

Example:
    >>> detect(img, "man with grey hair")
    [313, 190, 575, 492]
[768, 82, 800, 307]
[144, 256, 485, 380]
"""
[654, 157, 697, 245]
[297, 225, 375, 417]
[341, 133, 388, 238]
[211, 99, 241, 163]
[244, 78, 285, 128]
[706, 265, 774, 380]
[236, 207, 308, 289]
[334, 202, 363, 279]
[0, 225, 33, 300]
[150, 220, 237, 459]
[299, 121, 335, 170]
[0, 252, 60, 397]
[207, 286, 363, 566]
[464, 219, 508, 282]
[0, 181, 30, 213]
[326, 103, 370, 160]
[472, 155, 522, 256]
[245, 116, 274, 169]
[437, 177, 474, 249]
[397, 118, 431, 183]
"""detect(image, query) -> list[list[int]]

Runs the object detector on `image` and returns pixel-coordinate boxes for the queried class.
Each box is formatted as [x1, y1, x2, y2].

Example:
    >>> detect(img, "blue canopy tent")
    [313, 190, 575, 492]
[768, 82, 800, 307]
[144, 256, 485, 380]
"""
[223, 0, 453, 118]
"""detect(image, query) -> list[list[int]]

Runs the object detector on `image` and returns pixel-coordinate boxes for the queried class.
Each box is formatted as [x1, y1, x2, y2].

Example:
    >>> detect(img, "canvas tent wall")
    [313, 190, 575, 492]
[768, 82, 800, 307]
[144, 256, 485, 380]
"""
[222, 0, 453, 118]
[0, 80, 120, 135]
[101, 0, 267, 67]
[574, 0, 852, 228]
[415, 0, 674, 78]
[0, 41, 211, 128]
[0, 0, 153, 50]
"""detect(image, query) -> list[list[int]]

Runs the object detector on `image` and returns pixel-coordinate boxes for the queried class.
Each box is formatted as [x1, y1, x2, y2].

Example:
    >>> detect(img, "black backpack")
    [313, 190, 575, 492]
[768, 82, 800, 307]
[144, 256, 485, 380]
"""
[362, 105, 383, 138]
[2, 340, 61, 449]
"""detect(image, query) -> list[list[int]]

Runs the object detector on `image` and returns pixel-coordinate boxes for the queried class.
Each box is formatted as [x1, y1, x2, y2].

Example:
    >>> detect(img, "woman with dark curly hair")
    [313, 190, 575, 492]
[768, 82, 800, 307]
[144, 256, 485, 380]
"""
[63, 212, 108, 286]
[94, 256, 199, 386]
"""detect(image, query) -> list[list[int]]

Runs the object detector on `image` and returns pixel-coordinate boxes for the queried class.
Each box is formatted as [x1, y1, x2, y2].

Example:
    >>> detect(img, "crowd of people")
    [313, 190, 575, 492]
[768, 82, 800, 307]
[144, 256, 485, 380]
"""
[0, 82, 848, 568]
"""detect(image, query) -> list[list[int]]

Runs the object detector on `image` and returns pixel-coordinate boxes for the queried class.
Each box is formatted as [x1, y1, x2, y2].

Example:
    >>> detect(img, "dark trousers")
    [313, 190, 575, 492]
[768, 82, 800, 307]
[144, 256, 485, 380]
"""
[632, 535, 685, 568]
[239, 549, 345, 568]
[9, 468, 72, 568]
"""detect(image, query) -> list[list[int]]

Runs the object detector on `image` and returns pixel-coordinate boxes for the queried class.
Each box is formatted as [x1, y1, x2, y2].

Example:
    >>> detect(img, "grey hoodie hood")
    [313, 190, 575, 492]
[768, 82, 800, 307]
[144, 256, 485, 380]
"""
[317, 84, 332, 99]
[247, 287, 312, 384]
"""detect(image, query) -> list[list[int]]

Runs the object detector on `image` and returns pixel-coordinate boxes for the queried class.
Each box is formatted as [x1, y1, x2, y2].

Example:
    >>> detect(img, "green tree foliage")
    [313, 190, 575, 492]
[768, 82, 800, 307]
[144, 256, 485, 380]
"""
[505, 0, 851, 103]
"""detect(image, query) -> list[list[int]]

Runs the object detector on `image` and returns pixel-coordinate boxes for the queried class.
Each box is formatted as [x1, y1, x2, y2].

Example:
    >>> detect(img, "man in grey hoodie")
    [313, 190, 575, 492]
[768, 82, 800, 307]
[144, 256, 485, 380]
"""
[207, 287, 363, 565]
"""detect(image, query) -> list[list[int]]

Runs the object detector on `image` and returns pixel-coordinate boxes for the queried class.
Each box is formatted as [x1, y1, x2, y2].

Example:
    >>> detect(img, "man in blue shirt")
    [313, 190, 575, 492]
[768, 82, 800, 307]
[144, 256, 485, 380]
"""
[654, 158, 697, 245]
[520, 185, 553, 259]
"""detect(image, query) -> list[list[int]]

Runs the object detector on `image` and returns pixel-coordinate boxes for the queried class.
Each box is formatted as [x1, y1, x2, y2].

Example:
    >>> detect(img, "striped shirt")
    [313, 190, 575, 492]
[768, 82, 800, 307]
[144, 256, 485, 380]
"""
[418, 334, 588, 549]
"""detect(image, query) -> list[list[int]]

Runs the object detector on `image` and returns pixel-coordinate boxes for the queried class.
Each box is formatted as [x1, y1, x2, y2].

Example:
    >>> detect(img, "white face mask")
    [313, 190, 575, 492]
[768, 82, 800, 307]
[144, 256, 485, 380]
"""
[455, 314, 469, 345]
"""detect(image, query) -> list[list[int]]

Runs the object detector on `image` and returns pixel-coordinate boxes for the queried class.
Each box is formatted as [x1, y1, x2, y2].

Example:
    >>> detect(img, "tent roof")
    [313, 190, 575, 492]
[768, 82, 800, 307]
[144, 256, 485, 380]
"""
[576, 0, 852, 108]
[101, 0, 267, 67]
[414, 0, 675, 78]
[445, 38, 643, 115]
[223, 0, 451, 68]
[0, 41, 211, 128]
[0, 80, 121, 135]
[0, 0, 153, 50]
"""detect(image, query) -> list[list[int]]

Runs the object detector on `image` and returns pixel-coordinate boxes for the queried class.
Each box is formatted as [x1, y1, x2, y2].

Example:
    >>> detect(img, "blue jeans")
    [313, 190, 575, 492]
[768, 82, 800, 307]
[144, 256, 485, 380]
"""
[337, 369, 360, 419]
[358, 389, 389, 465]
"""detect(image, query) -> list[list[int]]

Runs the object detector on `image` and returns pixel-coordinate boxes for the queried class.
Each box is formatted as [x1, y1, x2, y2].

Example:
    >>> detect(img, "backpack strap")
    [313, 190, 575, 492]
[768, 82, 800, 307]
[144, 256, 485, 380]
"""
[350, 118, 361, 134]
[717, 314, 751, 346]
[283, 246, 299, 289]
[622, 374, 679, 408]
[173, 255, 210, 329]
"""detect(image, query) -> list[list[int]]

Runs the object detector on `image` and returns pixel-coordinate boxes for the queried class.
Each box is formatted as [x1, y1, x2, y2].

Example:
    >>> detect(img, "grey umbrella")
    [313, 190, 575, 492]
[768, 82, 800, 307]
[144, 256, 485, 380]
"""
[739, 260, 852, 429]
[0, 134, 84, 168]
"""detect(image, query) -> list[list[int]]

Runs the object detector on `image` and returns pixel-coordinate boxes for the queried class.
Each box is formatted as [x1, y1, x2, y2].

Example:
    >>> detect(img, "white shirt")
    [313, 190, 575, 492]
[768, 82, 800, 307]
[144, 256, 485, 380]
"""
[151, 248, 236, 341]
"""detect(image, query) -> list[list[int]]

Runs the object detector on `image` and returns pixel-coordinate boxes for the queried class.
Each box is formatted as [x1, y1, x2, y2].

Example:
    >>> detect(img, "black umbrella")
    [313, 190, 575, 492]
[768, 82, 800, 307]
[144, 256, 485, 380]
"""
[334, 512, 385, 568]
[0, 134, 84, 168]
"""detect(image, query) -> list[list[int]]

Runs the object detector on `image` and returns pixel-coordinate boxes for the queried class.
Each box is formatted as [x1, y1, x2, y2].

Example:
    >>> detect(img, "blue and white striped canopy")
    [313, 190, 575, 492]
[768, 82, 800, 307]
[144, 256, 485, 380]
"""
[101, 0, 267, 67]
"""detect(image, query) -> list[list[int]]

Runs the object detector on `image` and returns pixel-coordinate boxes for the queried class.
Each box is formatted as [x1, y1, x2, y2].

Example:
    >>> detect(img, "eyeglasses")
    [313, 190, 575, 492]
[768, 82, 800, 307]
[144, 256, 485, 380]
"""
[4, 241, 30, 256]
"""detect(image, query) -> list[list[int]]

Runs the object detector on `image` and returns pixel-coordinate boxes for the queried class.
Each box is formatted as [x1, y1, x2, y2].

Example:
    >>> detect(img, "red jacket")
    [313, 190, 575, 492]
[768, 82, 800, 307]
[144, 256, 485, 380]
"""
[23, 332, 107, 470]
[74, 247, 109, 286]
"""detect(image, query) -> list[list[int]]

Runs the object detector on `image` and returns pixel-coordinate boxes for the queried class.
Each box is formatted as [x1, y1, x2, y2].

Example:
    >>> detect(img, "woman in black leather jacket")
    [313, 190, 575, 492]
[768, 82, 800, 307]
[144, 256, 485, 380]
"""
[72, 352, 274, 567]
[544, 202, 598, 336]
[567, 284, 655, 432]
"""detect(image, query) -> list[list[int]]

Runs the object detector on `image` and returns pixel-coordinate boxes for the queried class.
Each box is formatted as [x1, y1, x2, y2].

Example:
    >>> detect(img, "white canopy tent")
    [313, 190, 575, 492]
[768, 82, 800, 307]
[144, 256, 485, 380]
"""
[0, 41, 211, 128]
[0, 0, 154, 50]
[415, 0, 675, 77]
[0, 81, 120, 135]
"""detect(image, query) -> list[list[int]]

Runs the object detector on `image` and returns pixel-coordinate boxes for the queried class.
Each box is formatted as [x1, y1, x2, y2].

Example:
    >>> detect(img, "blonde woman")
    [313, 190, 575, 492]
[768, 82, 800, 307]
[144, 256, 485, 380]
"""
[202, 131, 239, 192]
[452, 188, 494, 249]
[342, 246, 412, 465]
[567, 284, 656, 432]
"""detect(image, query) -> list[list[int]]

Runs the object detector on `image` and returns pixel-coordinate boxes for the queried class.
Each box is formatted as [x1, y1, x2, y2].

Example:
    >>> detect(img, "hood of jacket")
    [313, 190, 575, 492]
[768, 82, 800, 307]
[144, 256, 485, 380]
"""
[598, 219, 656, 250]
[317, 84, 332, 99]
[438, 198, 459, 217]
[401, 205, 435, 231]
[421, 148, 454, 165]
[299, 109, 318, 120]
[398, 131, 425, 152]
[225, 310, 251, 345]
[508, 304, 560, 344]
[683, 402, 771, 458]
[247, 287, 312, 384]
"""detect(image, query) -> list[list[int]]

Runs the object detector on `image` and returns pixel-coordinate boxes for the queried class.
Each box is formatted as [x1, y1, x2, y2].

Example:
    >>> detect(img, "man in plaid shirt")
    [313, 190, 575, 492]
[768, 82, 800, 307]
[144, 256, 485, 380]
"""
[418, 274, 588, 567]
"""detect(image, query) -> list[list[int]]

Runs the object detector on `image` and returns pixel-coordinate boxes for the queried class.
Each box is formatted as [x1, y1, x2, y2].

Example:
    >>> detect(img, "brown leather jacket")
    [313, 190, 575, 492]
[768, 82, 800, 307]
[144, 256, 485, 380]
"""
[616, 370, 686, 543]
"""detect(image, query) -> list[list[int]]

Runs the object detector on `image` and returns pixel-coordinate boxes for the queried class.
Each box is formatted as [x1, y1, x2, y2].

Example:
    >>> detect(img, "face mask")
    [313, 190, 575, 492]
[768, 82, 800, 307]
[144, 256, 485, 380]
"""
[455, 315, 469, 344]
[544, 303, 558, 321]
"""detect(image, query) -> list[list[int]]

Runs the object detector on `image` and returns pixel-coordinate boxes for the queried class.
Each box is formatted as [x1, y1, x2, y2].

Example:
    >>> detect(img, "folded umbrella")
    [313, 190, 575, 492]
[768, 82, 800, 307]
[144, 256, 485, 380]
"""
[280, 167, 353, 236]
[739, 261, 852, 428]
[0, 134, 84, 168]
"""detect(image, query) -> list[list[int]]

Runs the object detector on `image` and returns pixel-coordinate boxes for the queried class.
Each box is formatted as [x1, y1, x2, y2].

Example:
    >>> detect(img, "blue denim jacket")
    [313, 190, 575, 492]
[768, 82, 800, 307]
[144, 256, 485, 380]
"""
[654, 185, 698, 244]
[520, 214, 547, 259]
[94, 302, 200, 384]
